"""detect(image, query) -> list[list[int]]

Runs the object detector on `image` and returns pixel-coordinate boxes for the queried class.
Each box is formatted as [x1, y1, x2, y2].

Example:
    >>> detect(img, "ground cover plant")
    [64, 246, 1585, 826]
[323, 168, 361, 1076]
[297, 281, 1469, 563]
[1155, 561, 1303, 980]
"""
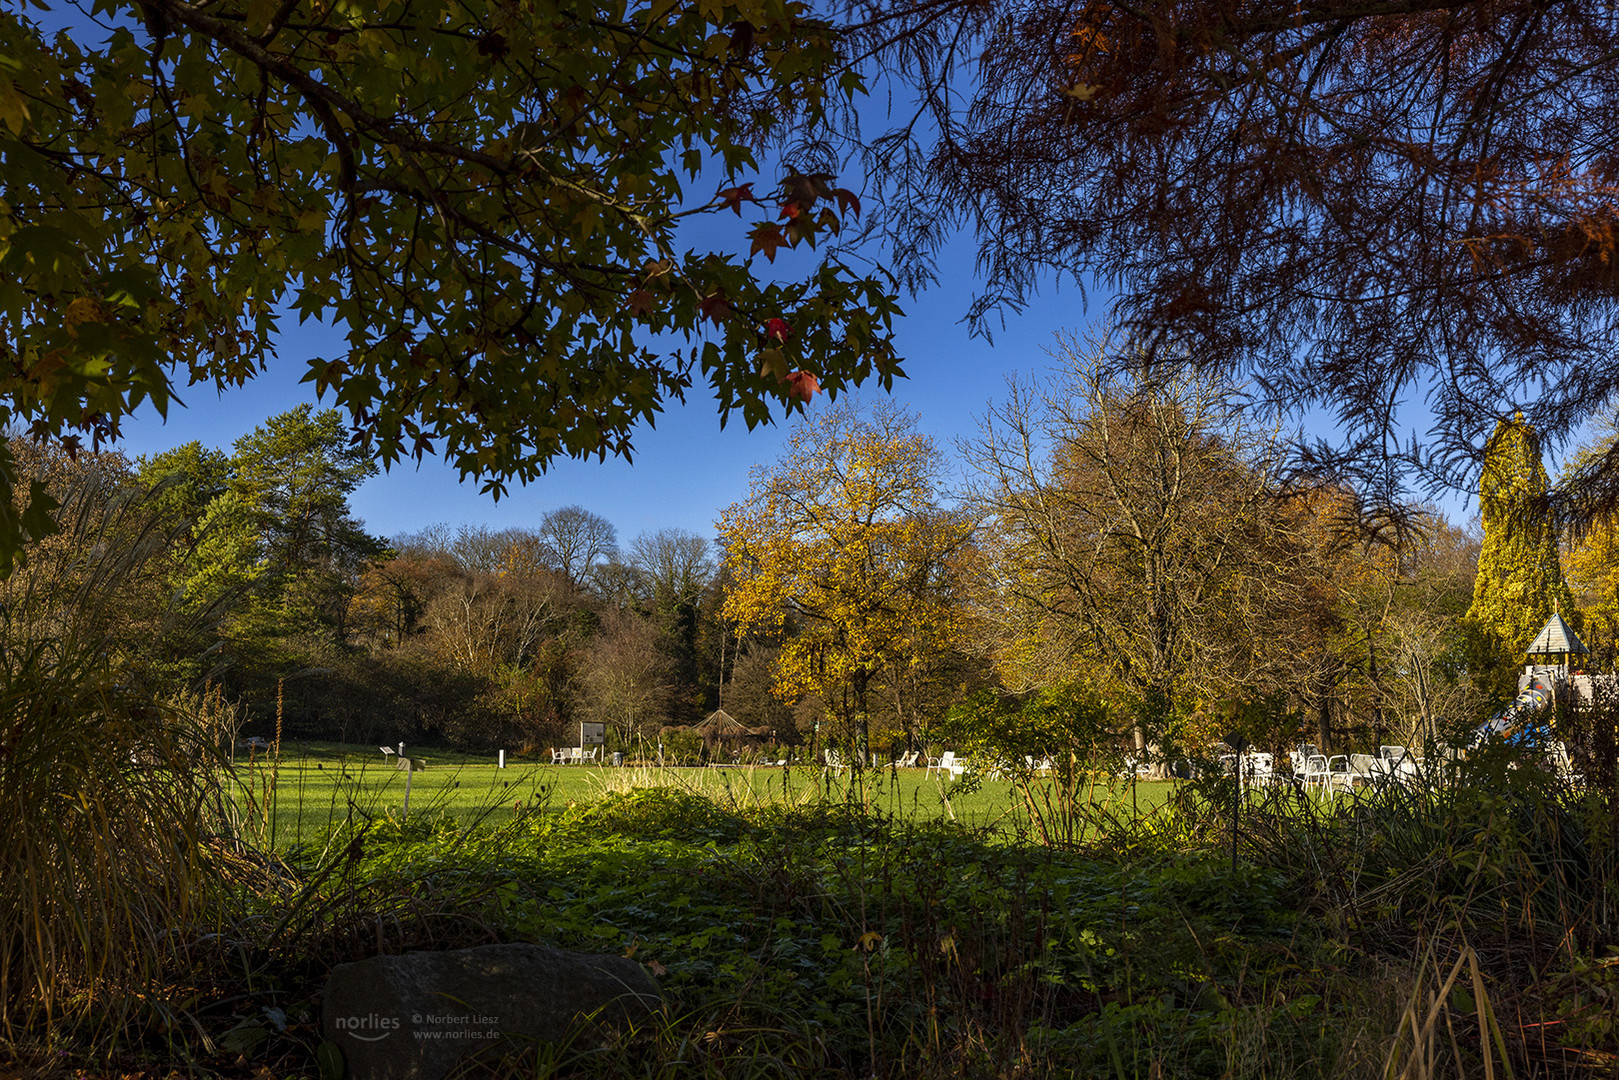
[12, 737, 1619, 1080]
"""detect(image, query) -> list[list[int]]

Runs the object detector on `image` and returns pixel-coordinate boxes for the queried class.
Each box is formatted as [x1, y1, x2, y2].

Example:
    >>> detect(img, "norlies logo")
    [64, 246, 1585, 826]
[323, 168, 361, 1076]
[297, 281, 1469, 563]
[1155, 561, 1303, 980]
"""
[335, 1013, 401, 1042]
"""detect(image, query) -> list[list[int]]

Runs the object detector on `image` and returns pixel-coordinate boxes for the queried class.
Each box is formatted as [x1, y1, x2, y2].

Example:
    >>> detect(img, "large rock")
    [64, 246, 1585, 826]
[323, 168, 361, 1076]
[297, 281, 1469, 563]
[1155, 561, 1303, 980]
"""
[321, 943, 662, 1080]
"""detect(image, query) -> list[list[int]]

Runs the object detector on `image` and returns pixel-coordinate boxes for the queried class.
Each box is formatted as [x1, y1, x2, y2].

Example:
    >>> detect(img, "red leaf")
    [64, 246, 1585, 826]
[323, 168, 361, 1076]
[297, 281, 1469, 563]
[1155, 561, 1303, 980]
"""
[748, 223, 787, 262]
[626, 289, 656, 317]
[782, 369, 820, 402]
[764, 317, 792, 342]
[833, 187, 862, 218]
[717, 182, 756, 215]
[698, 292, 731, 325]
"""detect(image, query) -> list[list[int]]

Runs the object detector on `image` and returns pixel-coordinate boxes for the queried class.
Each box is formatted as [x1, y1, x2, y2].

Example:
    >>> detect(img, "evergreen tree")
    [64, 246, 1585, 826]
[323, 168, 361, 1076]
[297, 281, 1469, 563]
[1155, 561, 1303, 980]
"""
[1465, 413, 1575, 698]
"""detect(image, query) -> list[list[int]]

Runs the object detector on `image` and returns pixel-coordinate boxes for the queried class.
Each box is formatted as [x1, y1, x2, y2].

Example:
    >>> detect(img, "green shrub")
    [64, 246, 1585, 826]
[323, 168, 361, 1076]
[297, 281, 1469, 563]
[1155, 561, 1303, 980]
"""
[559, 786, 749, 843]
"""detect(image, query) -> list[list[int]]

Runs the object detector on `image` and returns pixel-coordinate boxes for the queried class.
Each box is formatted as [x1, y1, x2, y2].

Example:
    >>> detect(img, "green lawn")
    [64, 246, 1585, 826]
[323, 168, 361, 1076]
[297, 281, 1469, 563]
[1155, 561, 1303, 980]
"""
[237, 741, 1178, 849]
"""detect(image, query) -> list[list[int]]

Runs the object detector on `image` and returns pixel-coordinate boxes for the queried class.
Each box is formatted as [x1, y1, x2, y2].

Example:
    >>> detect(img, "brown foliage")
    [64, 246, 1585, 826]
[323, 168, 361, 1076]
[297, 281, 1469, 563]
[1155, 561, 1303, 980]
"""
[851, 0, 1619, 515]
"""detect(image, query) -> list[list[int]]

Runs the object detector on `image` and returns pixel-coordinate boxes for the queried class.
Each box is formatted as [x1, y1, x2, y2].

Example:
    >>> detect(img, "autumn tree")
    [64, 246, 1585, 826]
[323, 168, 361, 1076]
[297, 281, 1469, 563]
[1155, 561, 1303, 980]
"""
[1466, 413, 1575, 698]
[1278, 492, 1483, 750]
[0, 0, 905, 567]
[1565, 421, 1619, 673]
[847, 0, 1619, 520]
[418, 564, 585, 740]
[579, 610, 672, 746]
[718, 399, 975, 759]
[965, 335, 1306, 757]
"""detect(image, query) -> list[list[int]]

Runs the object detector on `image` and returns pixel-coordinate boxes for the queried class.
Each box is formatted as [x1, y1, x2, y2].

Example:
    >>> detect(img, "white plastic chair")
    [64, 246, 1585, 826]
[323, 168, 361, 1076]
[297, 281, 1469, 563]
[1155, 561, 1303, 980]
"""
[1242, 752, 1274, 786]
[926, 751, 963, 778]
[1301, 754, 1332, 794]
[1348, 753, 1380, 790]
[1325, 755, 1359, 794]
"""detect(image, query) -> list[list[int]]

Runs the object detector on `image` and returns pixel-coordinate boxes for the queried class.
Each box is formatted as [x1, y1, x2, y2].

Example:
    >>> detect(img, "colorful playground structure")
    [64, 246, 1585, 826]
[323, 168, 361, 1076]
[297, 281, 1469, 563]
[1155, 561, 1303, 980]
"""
[1470, 611, 1610, 748]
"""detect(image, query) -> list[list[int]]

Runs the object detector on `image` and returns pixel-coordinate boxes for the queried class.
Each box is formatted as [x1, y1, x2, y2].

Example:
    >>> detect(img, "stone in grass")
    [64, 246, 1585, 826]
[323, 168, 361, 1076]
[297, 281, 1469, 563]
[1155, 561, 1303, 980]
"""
[321, 943, 662, 1080]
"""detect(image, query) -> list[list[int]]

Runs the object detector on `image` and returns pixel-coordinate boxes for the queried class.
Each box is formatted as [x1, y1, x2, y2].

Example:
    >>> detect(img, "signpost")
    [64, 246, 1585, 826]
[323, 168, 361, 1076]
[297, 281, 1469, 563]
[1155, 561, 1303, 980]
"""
[580, 722, 606, 760]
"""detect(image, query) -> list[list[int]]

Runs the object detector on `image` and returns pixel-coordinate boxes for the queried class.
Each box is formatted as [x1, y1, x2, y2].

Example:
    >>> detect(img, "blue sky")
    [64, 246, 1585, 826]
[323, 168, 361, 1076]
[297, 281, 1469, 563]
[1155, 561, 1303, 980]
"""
[41, 7, 1487, 552]
[114, 233, 1130, 547]
[112, 218, 1482, 549]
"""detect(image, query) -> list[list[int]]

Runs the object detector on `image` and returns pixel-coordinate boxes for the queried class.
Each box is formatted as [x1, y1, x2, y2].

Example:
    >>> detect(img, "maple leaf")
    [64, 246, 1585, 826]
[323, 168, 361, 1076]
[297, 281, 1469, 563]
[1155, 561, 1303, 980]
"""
[758, 347, 789, 383]
[855, 930, 884, 952]
[717, 182, 756, 215]
[647, 959, 667, 977]
[778, 202, 802, 220]
[1063, 83, 1101, 100]
[781, 172, 835, 208]
[782, 369, 820, 402]
[749, 223, 788, 262]
[626, 289, 656, 317]
[833, 188, 862, 218]
[764, 317, 792, 342]
[698, 292, 731, 325]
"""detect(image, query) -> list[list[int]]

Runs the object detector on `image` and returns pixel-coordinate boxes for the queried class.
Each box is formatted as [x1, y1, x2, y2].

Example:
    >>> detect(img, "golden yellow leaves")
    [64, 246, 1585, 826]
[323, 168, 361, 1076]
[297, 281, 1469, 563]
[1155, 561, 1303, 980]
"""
[716, 401, 975, 716]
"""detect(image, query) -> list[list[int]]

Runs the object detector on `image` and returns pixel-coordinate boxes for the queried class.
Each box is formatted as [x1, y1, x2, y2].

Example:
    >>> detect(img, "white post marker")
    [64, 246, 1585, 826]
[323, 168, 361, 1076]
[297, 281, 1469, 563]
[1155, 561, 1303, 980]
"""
[499, 749, 506, 769]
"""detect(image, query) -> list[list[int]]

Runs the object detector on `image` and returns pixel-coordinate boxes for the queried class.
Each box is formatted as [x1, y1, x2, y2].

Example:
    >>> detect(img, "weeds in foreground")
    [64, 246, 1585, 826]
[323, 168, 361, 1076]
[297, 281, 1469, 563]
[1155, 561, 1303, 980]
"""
[13, 720, 1619, 1077]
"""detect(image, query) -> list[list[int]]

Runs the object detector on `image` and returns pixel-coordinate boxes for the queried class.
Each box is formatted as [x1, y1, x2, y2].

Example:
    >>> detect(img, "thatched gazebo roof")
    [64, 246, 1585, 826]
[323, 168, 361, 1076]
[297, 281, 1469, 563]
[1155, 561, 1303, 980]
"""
[693, 709, 772, 747]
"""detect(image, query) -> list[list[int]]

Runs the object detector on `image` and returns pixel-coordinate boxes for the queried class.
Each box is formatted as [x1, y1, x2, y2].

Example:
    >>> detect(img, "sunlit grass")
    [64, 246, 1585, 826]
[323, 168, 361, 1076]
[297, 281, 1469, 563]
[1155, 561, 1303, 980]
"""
[243, 740, 1179, 848]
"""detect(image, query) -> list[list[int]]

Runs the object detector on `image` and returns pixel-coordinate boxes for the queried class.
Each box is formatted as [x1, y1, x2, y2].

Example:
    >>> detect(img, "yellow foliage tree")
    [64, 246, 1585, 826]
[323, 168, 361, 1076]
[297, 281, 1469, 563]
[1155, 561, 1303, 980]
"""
[717, 400, 975, 758]
[1564, 420, 1619, 673]
[963, 336, 1310, 759]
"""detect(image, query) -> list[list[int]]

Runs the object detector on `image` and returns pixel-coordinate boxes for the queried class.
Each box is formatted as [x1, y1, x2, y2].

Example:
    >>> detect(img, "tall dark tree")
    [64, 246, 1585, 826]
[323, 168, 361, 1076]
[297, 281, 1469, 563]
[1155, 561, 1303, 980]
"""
[228, 405, 384, 588]
[851, 0, 1619, 517]
[629, 528, 716, 720]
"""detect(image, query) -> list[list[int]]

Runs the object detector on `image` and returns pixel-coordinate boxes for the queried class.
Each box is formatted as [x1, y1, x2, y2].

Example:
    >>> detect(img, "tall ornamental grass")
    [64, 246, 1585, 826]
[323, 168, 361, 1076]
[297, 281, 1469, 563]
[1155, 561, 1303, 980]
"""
[0, 471, 234, 1034]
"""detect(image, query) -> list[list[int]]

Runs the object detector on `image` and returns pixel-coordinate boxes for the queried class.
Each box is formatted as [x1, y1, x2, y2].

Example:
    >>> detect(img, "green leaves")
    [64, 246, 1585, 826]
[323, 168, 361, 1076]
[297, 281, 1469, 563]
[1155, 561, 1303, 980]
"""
[0, 0, 903, 573]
